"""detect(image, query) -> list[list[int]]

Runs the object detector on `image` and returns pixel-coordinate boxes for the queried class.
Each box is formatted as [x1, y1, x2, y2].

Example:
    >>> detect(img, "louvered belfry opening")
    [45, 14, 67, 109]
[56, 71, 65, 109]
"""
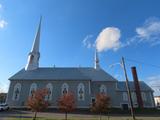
[131, 66, 144, 108]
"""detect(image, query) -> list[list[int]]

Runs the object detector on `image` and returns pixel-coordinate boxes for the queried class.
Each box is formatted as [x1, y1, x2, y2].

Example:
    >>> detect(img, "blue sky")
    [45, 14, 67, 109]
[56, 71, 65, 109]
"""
[0, 0, 160, 95]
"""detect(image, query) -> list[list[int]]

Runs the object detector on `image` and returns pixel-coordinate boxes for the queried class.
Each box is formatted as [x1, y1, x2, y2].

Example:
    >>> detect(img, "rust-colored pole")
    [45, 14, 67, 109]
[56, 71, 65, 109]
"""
[131, 66, 143, 108]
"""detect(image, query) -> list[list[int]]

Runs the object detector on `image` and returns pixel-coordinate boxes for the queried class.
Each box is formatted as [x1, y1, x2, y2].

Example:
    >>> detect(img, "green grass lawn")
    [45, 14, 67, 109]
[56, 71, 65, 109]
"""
[4, 109, 160, 120]
[7, 116, 160, 120]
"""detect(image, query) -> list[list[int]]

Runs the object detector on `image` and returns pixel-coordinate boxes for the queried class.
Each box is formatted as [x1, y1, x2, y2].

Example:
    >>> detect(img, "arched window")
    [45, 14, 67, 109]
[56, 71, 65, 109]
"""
[12, 83, 21, 101]
[61, 83, 69, 95]
[29, 83, 37, 97]
[123, 92, 128, 101]
[141, 92, 146, 101]
[46, 83, 53, 101]
[131, 92, 137, 102]
[100, 84, 107, 94]
[77, 83, 85, 101]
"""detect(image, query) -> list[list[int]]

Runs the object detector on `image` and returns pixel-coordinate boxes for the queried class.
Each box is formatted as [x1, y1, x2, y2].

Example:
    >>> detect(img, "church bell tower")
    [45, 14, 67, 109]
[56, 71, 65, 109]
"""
[25, 17, 41, 71]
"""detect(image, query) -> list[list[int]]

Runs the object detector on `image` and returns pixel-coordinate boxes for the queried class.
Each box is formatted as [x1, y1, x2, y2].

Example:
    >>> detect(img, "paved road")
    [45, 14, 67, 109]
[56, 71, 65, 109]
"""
[0, 110, 34, 120]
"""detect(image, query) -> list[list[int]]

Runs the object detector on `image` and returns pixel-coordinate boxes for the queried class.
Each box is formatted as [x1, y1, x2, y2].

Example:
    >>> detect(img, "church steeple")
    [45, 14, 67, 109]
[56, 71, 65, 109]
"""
[25, 17, 41, 71]
[94, 49, 100, 69]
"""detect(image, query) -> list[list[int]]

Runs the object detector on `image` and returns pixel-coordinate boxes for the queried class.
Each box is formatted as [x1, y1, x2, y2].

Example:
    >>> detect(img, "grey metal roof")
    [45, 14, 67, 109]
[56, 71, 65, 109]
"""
[117, 81, 153, 91]
[9, 67, 117, 81]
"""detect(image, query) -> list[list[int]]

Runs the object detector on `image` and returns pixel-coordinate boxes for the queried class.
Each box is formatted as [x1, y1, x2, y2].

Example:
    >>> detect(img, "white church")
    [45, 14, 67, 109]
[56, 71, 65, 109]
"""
[6, 18, 155, 109]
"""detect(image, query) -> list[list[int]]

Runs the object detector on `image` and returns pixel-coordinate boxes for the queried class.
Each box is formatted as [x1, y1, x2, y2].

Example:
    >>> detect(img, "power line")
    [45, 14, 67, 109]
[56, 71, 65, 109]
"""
[125, 58, 160, 69]
[150, 85, 160, 87]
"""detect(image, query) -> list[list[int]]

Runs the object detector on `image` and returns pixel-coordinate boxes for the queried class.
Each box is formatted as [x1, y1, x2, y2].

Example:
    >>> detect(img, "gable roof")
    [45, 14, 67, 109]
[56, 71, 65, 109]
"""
[117, 81, 153, 91]
[9, 67, 117, 81]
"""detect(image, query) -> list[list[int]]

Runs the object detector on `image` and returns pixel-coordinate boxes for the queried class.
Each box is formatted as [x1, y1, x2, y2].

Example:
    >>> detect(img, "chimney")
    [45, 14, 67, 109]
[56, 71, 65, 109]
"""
[131, 66, 143, 108]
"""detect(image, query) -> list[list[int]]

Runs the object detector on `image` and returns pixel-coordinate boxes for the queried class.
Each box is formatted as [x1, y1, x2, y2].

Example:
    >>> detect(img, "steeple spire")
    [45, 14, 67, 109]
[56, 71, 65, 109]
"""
[94, 49, 100, 69]
[25, 17, 42, 71]
[31, 17, 41, 53]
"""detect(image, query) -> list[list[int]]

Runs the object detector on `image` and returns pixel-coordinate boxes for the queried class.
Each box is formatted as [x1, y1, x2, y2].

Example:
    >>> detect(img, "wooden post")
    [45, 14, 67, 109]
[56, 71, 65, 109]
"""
[121, 57, 135, 120]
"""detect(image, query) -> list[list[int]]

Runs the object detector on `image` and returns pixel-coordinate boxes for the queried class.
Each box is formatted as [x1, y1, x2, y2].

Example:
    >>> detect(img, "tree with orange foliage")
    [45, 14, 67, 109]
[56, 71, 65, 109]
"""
[91, 93, 110, 120]
[27, 88, 49, 120]
[58, 92, 75, 120]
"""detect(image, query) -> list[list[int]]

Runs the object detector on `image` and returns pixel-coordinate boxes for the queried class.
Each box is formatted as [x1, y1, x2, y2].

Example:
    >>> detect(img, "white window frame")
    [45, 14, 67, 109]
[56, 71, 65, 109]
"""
[141, 92, 147, 102]
[29, 83, 37, 96]
[100, 84, 107, 94]
[77, 83, 85, 101]
[61, 83, 69, 95]
[123, 92, 128, 101]
[46, 83, 53, 101]
[12, 83, 21, 101]
[131, 92, 137, 103]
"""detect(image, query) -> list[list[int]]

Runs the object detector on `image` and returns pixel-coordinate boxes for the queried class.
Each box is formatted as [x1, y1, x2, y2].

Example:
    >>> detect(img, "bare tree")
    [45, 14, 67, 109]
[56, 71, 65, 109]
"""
[0, 93, 7, 103]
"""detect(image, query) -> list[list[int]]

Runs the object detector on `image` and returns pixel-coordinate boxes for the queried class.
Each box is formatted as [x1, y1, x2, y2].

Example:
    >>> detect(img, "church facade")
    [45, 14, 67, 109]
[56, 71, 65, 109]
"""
[6, 19, 155, 109]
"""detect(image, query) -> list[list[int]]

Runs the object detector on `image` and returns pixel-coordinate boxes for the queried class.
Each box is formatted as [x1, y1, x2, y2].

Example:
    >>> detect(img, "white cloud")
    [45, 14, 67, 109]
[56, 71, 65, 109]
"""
[82, 34, 94, 48]
[0, 4, 8, 29]
[0, 19, 7, 29]
[96, 27, 121, 52]
[119, 17, 160, 48]
[134, 17, 160, 46]
[83, 17, 160, 52]
[136, 18, 160, 38]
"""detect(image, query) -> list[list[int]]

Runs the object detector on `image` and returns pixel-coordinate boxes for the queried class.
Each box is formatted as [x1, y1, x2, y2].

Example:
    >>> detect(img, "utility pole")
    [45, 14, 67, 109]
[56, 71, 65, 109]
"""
[121, 57, 135, 120]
